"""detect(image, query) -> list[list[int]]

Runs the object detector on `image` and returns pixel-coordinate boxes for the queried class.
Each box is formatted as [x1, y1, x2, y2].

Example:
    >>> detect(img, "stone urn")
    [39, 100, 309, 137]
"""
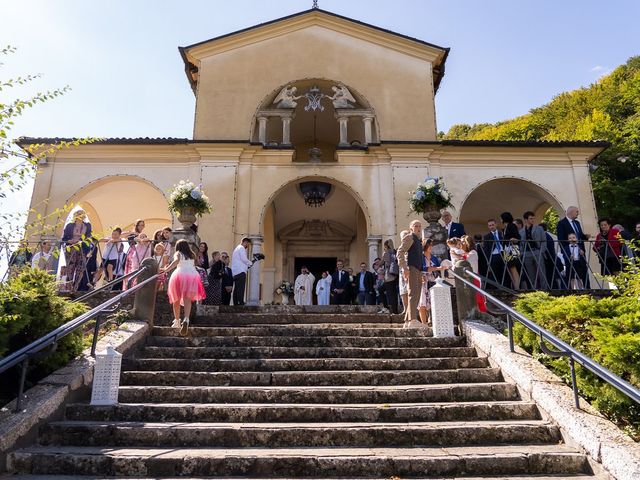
[177, 206, 197, 229]
[422, 204, 442, 224]
[281, 293, 290, 305]
[421, 204, 448, 260]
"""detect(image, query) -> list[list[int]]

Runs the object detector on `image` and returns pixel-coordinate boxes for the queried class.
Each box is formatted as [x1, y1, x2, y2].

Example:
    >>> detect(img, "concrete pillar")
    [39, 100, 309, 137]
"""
[363, 116, 374, 145]
[367, 235, 382, 270]
[247, 235, 263, 306]
[132, 257, 159, 326]
[453, 260, 477, 322]
[257, 116, 268, 145]
[282, 116, 292, 146]
[337, 117, 349, 147]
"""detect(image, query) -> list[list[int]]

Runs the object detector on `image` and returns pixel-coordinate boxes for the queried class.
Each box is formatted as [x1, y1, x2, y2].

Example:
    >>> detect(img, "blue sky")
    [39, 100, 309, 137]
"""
[3, 0, 639, 140]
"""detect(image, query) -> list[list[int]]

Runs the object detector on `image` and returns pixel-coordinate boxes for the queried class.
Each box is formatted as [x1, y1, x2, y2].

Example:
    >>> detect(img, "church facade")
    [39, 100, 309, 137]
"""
[21, 8, 606, 304]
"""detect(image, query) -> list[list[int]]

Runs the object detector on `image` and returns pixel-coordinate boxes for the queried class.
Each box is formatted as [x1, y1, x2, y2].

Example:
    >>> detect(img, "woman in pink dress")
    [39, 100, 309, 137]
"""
[164, 240, 206, 335]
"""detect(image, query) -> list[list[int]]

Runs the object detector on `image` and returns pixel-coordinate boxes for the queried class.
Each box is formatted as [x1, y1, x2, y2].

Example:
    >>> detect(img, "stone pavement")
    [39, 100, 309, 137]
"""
[5, 308, 608, 478]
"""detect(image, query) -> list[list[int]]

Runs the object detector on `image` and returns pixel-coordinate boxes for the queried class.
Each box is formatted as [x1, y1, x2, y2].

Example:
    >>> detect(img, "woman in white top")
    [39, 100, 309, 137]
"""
[164, 240, 205, 335]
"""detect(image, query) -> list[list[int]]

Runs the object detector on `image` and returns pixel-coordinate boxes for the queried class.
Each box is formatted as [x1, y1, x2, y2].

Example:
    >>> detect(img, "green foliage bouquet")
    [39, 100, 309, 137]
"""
[167, 180, 212, 215]
[275, 280, 293, 295]
[408, 177, 453, 213]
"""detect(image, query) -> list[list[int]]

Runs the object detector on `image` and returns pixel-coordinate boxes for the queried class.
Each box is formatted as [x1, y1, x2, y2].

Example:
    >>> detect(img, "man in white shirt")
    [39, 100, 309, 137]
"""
[294, 266, 315, 305]
[231, 237, 252, 305]
[31, 240, 55, 273]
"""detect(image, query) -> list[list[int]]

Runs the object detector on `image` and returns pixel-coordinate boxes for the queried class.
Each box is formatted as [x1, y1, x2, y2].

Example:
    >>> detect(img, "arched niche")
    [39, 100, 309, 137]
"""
[63, 175, 173, 238]
[459, 177, 564, 236]
[251, 78, 379, 162]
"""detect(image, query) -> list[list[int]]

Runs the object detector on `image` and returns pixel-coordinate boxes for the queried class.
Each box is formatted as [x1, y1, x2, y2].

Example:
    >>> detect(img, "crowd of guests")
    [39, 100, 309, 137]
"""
[7, 206, 639, 320]
[477, 207, 639, 291]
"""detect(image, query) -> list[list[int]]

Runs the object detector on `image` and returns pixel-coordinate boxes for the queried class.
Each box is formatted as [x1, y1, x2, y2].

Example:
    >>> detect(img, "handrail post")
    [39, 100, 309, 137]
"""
[90, 316, 102, 357]
[569, 357, 580, 409]
[131, 258, 159, 327]
[506, 314, 515, 352]
[15, 358, 29, 412]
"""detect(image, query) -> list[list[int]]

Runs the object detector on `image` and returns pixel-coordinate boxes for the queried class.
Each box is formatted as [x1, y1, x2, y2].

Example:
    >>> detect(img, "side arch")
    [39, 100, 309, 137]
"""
[63, 174, 173, 237]
[459, 176, 564, 236]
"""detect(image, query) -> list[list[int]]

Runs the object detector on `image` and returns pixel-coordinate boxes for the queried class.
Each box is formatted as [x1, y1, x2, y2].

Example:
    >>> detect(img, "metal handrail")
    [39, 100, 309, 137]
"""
[72, 267, 146, 303]
[449, 267, 640, 408]
[0, 263, 167, 411]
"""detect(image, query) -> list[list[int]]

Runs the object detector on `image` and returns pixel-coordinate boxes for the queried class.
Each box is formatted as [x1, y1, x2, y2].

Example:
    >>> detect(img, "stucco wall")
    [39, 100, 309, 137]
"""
[192, 25, 437, 142]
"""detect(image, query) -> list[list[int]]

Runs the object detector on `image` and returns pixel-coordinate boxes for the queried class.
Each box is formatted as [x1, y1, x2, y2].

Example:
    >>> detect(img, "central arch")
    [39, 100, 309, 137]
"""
[259, 175, 371, 303]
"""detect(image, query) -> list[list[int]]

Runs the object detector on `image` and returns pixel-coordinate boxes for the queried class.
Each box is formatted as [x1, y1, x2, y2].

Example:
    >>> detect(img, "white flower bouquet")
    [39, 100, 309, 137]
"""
[408, 177, 453, 213]
[275, 280, 294, 295]
[167, 180, 212, 215]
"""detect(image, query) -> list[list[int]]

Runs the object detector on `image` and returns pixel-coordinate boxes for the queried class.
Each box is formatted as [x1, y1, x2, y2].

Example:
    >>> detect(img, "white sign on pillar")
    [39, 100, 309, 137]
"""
[429, 278, 455, 337]
[90, 345, 122, 406]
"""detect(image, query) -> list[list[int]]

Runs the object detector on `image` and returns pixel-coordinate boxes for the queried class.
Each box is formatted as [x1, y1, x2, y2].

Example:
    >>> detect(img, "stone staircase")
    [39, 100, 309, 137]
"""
[6, 309, 605, 478]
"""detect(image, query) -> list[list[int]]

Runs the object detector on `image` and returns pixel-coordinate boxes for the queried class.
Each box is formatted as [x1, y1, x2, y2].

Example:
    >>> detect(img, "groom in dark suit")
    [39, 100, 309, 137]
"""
[482, 219, 508, 288]
[557, 206, 590, 288]
[330, 260, 350, 305]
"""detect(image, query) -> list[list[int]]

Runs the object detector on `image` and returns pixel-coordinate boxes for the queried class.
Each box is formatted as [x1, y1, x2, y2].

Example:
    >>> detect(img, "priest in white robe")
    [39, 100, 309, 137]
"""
[315, 271, 332, 305]
[294, 266, 315, 305]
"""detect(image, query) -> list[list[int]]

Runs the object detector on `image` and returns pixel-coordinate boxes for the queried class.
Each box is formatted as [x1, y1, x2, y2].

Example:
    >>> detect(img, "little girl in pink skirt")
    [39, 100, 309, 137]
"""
[163, 239, 205, 335]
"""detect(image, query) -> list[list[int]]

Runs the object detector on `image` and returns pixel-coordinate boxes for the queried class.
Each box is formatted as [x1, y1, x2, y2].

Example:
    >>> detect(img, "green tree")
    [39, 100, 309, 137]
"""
[443, 56, 640, 228]
[1, 46, 96, 267]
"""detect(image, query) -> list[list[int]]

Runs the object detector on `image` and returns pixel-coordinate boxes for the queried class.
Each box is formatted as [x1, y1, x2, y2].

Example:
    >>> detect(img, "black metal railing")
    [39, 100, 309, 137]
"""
[1, 238, 160, 290]
[0, 263, 163, 412]
[449, 267, 640, 409]
[474, 238, 637, 291]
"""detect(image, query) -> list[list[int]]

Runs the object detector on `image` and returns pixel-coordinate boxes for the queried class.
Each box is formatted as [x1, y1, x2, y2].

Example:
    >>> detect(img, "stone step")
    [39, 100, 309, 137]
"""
[119, 368, 503, 387]
[145, 334, 457, 348]
[186, 314, 400, 325]
[136, 345, 478, 359]
[39, 420, 561, 448]
[0, 476, 608, 480]
[204, 305, 384, 314]
[7, 445, 592, 477]
[65, 401, 541, 423]
[118, 383, 521, 404]
[152, 325, 435, 337]
[124, 356, 489, 372]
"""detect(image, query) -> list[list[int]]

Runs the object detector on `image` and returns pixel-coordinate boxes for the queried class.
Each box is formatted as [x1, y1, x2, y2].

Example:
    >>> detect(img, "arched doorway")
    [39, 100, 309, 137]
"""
[459, 177, 564, 236]
[65, 175, 172, 238]
[260, 178, 370, 303]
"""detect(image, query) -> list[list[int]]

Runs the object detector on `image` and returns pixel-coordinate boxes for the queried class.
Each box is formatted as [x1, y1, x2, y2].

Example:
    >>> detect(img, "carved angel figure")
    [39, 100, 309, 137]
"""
[330, 84, 356, 109]
[273, 85, 300, 109]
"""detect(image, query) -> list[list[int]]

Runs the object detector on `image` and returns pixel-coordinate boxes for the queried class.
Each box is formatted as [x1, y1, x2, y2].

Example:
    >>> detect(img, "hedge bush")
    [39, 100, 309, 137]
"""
[513, 266, 640, 438]
[0, 268, 87, 405]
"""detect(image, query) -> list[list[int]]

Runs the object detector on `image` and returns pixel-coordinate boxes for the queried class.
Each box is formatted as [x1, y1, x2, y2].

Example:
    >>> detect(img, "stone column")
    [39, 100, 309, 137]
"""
[247, 235, 263, 306]
[282, 115, 292, 146]
[257, 116, 268, 145]
[367, 235, 382, 270]
[362, 116, 374, 145]
[337, 116, 349, 147]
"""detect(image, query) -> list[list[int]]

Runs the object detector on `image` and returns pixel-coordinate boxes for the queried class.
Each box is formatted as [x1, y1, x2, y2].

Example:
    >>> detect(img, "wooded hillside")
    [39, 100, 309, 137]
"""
[442, 56, 640, 228]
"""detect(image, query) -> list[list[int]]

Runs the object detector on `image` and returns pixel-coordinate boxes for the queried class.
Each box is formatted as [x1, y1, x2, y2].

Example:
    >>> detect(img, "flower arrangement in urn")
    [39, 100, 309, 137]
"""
[275, 280, 294, 296]
[275, 280, 294, 305]
[168, 180, 212, 228]
[408, 177, 453, 214]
